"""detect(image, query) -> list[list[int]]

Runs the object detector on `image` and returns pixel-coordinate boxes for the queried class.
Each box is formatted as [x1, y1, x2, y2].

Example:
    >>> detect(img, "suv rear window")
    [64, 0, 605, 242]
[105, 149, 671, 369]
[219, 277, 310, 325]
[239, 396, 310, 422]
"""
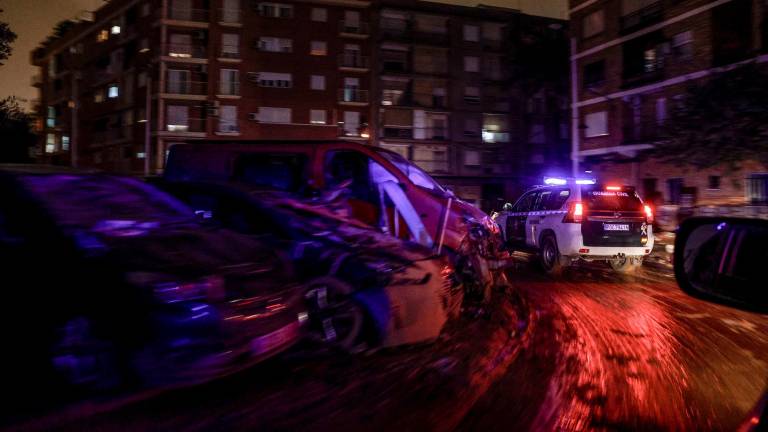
[233, 153, 308, 192]
[583, 188, 643, 211]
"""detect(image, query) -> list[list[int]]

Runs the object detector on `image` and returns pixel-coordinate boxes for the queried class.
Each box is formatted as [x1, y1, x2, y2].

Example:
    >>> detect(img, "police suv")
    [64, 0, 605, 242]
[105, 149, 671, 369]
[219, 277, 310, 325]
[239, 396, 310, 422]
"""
[493, 178, 654, 274]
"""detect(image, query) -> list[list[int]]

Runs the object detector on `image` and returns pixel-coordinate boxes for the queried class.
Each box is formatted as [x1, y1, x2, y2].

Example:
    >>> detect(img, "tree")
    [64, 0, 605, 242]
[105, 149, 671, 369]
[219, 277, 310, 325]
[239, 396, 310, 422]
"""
[0, 8, 17, 65]
[654, 63, 768, 171]
[0, 97, 36, 163]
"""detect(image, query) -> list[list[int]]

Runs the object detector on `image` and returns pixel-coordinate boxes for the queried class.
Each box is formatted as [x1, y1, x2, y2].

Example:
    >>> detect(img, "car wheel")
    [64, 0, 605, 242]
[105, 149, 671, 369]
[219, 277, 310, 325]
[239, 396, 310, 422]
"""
[305, 277, 367, 353]
[540, 235, 565, 276]
[50, 316, 124, 393]
[609, 257, 642, 273]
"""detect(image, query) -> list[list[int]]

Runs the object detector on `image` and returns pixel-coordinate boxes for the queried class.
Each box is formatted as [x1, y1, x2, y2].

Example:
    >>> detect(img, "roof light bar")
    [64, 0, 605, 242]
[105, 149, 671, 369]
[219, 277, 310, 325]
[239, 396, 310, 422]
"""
[575, 179, 596, 185]
[544, 177, 567, 186]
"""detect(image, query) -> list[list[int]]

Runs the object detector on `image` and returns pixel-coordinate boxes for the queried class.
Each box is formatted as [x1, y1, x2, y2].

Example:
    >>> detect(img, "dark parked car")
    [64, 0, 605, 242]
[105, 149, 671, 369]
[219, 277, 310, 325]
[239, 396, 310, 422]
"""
[154, 179, 463, 351]
[0, 166, 306, 416]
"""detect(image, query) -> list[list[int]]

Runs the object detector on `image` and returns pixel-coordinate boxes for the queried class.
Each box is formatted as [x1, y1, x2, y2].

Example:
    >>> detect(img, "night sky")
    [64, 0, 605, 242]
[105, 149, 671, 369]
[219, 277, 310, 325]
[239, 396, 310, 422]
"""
[0, 0, 567, 110]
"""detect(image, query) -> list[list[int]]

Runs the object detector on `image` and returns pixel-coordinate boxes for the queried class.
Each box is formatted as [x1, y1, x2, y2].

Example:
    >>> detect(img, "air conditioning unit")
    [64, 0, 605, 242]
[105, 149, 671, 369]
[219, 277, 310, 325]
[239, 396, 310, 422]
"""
[248, 112, 259, 121]
[246, 72, 260, 82]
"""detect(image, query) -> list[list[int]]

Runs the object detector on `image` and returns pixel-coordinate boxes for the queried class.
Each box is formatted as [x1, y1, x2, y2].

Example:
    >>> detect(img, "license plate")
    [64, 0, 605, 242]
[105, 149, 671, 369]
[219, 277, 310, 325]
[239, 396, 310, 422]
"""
[251, 322, 299, 356]
[604, 223, 630, 232]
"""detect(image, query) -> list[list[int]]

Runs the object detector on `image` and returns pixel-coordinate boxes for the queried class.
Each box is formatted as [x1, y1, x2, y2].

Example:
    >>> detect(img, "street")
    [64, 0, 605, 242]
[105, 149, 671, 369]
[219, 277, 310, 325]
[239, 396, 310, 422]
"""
[32, 259, 768, 432]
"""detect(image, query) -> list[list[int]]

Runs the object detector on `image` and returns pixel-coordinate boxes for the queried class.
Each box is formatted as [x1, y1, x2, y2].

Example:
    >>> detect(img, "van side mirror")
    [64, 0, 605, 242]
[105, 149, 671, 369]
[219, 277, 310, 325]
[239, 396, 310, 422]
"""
[674, 217, 768, 313]
[503, 203, 514, 212]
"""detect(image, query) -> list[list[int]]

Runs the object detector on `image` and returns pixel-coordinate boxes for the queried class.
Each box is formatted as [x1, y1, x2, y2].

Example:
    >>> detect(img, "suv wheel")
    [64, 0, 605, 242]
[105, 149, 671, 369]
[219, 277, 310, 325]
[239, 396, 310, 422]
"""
[305, 277, 367, 353]
[609, 257, 642, 273]
[540, 235, 566, 275]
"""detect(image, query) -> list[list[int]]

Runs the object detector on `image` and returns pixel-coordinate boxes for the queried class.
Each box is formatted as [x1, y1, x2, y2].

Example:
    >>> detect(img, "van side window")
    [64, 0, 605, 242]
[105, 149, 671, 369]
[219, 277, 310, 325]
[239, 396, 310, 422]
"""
[233, 153, 308, 192]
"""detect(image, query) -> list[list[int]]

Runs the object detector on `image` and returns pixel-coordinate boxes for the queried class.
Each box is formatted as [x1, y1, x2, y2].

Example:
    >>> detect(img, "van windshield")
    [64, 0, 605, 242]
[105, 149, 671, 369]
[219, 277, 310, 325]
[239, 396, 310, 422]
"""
[583, 188, 644, 211]
[375, 150, 445, 193]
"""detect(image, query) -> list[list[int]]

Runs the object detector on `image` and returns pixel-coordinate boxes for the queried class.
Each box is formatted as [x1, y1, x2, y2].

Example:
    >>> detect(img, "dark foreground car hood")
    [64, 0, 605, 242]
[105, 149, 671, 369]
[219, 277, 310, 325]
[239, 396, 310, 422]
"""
[74, 224, 289, 283]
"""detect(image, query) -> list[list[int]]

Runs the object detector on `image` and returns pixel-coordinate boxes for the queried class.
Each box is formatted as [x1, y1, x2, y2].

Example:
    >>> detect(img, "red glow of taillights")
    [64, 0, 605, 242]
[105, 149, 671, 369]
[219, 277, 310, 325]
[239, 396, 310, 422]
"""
[644, 205, 654, 223]
[606, 186, 621, 191]
[563, 202, 584, 223]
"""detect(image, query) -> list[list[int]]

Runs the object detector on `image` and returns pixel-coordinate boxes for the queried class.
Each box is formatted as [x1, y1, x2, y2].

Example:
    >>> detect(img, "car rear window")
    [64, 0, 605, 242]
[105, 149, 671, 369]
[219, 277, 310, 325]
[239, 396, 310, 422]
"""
[233, 153, 308, 192]
[583, 188, 643, 211]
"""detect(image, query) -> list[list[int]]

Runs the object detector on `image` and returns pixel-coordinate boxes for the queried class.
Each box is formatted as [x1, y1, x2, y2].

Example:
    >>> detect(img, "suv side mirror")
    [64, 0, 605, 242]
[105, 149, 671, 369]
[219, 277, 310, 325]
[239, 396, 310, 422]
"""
[503, 203, 514, 212]
[674, 217, 768, 313]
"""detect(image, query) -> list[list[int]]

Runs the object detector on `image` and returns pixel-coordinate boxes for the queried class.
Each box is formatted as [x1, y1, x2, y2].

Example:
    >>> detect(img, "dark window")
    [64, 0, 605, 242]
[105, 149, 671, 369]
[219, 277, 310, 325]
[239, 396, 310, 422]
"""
[622, 32, 666, 87]
[513, 191, 539, 213]
[747, 174, 768, 205]
[233, 153, 308, 192]
[712, 0, 753, 66]
[708, 176, 721, 190]
[667, 178, 684, 205]
[583, 188, 644, 211]
[583, 60, 606, 88]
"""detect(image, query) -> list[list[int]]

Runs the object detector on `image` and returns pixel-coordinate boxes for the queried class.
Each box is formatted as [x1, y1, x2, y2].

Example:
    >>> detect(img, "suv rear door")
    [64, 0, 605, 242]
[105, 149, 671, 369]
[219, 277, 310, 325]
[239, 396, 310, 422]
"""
[507, 190, 539, 247]
[581, 187, 647, 247]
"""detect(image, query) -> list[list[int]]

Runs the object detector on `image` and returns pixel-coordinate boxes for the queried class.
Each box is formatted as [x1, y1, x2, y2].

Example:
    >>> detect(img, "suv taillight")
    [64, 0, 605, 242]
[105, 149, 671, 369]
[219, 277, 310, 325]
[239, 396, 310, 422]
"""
[563, 202, 584, 223]
[644, 205, 654, 224]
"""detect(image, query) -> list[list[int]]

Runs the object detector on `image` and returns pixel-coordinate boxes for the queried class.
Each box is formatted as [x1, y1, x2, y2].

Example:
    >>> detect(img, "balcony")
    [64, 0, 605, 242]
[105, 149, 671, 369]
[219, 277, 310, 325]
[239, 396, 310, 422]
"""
[166, 7, 210, 24]
[162, 81, 208, 99]
[218, 81, 240, 97]
[338, 89, 369, 105]
[622, 68, 664, 89]
[160, 118, 207, 136]
[339, 53, 370, 71]
[482, 130, 510, 143]
[163, 44, 208, 61]
[339, 21, 370, 37]
[218, 8, 241, 25]
[219, 46, 241, 60]
[620, 2, 663, 34]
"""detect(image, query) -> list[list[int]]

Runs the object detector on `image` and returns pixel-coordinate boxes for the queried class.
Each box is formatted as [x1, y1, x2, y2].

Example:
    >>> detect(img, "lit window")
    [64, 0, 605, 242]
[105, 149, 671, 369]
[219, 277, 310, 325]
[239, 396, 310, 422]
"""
[584, 111, 608, 137]
[257, 107, 291, 123]
[136, 152, 146, 159]
[97, 29, 109, 42]
[46, 134, 56, 153]
[310, 109, 327, 124]
[218, 105, 239, 132]
[108, 85, 119, 98]
[167, 105, 189, 132]
[111, 25, 121, 35]
[258, 37, 292, 52]
[94, 89, 105, 103]
[310, 41, 327, 56]
[310, 75, 326, 90]
[62, 135, 70, 151]
[258, 72, 292, 88]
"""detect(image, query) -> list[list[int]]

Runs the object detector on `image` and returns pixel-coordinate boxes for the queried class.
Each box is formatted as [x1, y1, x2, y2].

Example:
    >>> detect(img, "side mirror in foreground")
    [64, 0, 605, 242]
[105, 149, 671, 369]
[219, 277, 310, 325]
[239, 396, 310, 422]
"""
[674, 217, 768, 313]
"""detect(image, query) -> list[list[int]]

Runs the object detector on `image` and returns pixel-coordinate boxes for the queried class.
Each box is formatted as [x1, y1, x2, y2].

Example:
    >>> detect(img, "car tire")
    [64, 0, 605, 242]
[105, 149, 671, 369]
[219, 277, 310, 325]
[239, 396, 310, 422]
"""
[539, 235, 566, 276]
[609, 257, 642, 273]
[305, 277, 368, 353]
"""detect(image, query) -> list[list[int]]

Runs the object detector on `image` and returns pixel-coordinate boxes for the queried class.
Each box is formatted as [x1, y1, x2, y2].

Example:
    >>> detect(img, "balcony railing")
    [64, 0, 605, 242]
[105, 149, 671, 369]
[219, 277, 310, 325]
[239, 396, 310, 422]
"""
[620, 2, 663, 34]
[622, 67, 664, 89]
[164, 80, 208, 95]
[339, 20, 370, 36]
[219, 8, 241, 24]
[339, 53, 370, 69]
[167, 7, 210, 22]
[164, 118, 207, 133]
[164, 44, 208, 59]
[339, 89, 369, 103]
[219, 46, 240, 59]
[482, 130, 511, 143]
[218, 81, 240, 96]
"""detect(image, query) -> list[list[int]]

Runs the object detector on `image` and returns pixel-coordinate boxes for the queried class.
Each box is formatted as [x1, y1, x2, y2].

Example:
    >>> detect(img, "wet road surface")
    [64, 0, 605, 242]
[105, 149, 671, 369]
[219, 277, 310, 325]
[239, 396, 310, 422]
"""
[23, 261, 768, 431]
[461, 262, 768, 431]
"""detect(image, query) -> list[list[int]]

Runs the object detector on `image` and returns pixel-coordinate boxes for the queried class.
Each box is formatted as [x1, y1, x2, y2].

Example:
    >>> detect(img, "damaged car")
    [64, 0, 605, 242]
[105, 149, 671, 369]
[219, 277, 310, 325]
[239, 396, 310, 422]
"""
[0, 167, 306, 407]
[162, 141, 507, 302]
[155, 179, 464, 351]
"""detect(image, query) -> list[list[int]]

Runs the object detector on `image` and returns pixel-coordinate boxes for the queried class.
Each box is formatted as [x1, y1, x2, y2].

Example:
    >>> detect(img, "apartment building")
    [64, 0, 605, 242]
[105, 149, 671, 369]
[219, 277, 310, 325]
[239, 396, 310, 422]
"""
[570, 0, 768, 206]
[373, 0, 567, 209]
[32, 0, 373, 174]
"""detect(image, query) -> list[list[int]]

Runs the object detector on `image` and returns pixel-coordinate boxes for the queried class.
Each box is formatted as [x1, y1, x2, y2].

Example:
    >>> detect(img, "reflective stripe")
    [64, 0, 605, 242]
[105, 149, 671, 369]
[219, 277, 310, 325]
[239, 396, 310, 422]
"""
[504, 210, 568, 217]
